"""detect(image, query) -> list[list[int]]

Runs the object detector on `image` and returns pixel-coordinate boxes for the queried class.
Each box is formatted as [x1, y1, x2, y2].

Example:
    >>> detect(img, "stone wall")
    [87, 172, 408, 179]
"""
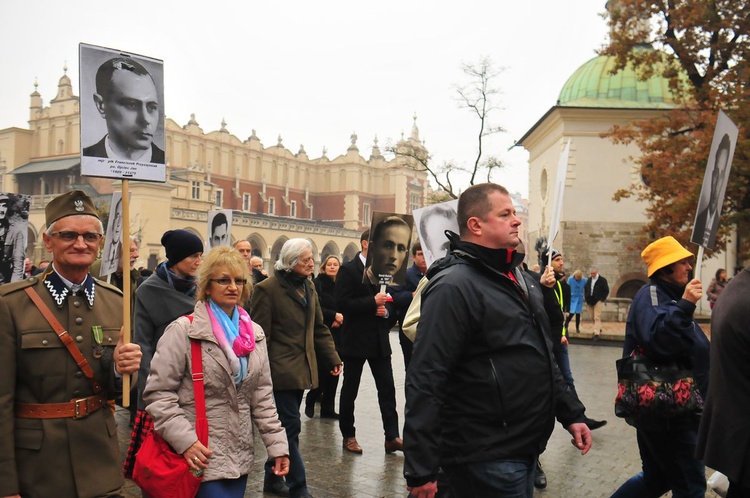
[562, 220, 648, 299]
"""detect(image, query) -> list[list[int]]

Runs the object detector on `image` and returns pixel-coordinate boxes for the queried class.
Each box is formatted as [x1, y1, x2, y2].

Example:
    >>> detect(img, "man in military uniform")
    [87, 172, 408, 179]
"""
[0, 190, 142, 498]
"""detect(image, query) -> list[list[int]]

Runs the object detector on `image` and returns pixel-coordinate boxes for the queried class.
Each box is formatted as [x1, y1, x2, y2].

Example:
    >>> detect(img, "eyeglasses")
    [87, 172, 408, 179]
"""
[51, 231, 103, 243]
[209, 278, 247, 286]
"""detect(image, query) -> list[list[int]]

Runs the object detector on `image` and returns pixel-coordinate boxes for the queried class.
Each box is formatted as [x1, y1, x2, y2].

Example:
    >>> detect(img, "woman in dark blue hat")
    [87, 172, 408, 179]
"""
[123, 229, 204, 479]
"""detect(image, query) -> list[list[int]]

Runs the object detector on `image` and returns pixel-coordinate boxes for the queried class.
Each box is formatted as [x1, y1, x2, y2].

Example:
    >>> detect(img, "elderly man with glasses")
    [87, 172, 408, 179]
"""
[0, 190, 142, 498]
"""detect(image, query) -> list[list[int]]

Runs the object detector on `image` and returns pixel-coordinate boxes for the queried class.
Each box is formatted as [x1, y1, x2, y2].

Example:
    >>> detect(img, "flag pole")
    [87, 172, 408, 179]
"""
[121, 180, 131, 406]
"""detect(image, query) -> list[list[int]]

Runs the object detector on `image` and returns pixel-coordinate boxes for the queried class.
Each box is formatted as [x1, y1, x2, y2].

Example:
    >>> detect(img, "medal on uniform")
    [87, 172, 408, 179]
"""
[92, 325, 104, 358]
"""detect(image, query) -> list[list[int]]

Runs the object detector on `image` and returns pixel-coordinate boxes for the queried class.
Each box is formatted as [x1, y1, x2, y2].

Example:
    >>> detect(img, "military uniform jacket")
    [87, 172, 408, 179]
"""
[0, 270, 125, 498]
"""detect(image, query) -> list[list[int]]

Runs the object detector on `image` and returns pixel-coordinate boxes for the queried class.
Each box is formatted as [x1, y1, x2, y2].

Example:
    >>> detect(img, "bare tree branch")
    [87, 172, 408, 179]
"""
[387, 56, 507, 200]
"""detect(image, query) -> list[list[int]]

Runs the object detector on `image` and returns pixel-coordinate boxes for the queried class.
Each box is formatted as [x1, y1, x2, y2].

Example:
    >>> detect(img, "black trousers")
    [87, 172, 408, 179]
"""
[306, 367, 340, 414]
[338, 355, 399, 440]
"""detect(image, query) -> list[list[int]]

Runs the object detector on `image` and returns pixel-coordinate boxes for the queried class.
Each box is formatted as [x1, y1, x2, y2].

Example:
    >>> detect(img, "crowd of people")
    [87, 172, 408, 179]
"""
[1, 185, 748, 498]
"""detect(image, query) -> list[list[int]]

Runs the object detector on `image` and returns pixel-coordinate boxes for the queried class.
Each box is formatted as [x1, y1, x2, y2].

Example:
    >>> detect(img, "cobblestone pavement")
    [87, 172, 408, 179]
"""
[117, 329, 718, 497]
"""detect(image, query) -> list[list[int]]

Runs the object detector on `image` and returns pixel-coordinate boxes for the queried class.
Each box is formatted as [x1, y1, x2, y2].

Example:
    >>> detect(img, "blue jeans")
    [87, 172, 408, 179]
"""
[444, 457, 535, 498]
[265, 389, 308, 497]
[196, 475, 248, 498]
[553, 343, 577, 397]
[611, 427, 706, 498]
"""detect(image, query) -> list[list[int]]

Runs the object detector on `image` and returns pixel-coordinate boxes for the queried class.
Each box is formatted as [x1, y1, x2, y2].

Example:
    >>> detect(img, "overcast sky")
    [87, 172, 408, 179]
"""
[0, 1, 611, 197]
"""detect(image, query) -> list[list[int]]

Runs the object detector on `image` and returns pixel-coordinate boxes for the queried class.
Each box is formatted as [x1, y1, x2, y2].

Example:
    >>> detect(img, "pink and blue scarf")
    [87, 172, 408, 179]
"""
[205, 300, 255, 385]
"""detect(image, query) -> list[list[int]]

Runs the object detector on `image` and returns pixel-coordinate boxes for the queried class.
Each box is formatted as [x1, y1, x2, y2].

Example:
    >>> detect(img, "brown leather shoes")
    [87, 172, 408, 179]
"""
[384, 437, 403, 453]
[342, 437, 363, 454]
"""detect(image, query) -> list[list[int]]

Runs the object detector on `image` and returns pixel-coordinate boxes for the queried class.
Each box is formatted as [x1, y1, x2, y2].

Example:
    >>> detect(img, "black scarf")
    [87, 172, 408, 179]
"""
[157, 261, 196, 297]
[651, 277, 685, 302]
[279, 270, 310, 307]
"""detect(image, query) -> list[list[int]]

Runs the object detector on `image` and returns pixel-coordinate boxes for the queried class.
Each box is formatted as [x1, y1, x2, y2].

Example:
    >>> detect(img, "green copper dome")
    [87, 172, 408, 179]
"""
[558, 45, 683, 109]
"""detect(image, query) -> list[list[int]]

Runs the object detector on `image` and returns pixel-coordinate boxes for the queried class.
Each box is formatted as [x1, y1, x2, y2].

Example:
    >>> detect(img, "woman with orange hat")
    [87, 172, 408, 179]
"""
[612, 236, 710, 498]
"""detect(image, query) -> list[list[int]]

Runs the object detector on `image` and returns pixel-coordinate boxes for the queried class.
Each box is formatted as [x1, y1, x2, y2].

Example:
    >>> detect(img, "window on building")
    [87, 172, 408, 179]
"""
[268, 197, 276, 215]
[290, 200, 297, 218]
[362, 202, 371, 225]
[242, 193, 251, 212]
[191, 181, 201, 200]
[410, 192, 421, 213]
[215, 188, 223, 208]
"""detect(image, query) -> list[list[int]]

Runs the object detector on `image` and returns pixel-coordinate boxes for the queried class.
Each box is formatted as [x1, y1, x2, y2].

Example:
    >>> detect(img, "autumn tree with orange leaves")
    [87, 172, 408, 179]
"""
[603, 0, 750, 259]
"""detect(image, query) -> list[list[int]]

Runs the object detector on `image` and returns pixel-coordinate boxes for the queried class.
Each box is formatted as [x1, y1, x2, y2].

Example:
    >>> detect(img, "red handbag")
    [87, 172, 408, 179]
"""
[133, 338, 208, 498]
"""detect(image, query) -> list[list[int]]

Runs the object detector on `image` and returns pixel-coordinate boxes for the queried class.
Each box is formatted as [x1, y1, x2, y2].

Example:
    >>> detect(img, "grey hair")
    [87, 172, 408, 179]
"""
[275, 238, 313, 271]
[46, 215, 104, 236]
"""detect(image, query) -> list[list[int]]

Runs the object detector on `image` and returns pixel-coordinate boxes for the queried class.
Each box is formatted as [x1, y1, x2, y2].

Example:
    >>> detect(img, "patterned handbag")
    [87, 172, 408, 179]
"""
[615, 348, 703, 420]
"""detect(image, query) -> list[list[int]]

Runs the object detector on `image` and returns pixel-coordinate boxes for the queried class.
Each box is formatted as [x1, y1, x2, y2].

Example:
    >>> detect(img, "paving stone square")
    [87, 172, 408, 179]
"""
[117, 330, 719, 497]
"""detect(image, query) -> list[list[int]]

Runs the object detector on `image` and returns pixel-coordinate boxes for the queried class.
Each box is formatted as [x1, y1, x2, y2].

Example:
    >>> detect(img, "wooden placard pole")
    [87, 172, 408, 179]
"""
[121, 180, 131, 406]
[695, 245, 704, 315]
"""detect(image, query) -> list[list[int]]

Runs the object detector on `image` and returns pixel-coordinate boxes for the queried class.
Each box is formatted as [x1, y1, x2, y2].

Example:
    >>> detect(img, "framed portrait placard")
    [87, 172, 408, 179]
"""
[412, 200, 458, 269]
[363, 212, 414, 286]
[79, 43, 166, 182]
[690, 110, 739, 249]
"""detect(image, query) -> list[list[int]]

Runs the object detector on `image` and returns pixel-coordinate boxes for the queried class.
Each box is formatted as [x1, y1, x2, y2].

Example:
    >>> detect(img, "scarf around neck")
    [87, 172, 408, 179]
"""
[205, 300, 256, 385]
[157, 261, 197, 297]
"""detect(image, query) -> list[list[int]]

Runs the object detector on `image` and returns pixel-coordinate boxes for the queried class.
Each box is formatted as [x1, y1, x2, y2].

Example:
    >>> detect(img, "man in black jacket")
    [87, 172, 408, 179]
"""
[335, 230, 401, 455]
[403, 183, 592, 498]
[534, 248, 607, 489]
[584, 267, 609, 339]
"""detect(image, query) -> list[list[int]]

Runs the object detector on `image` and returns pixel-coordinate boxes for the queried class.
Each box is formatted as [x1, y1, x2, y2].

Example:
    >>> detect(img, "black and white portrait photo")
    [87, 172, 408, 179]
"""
[100, 192, 126, 277]
[412, 200, 458, 268]
[207, 209, 233, 249]
[363, 212, 414, 286]
[691, 111, 738, 249]
[0, 193, 30, 284]
[79, 43, 166, 182]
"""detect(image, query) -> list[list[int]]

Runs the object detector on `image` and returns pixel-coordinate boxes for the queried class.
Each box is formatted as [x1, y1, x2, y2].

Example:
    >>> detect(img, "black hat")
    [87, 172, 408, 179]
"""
[541, 248, 562, 262]
[161, 230, 204, 267]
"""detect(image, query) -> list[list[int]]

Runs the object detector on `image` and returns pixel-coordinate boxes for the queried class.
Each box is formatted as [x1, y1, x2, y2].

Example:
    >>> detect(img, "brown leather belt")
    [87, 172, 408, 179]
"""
[15, 394, 108, 419]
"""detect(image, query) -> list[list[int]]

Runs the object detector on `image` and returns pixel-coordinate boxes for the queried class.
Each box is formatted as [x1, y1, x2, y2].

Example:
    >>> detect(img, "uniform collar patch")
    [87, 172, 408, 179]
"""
[43, 271, 96, 308]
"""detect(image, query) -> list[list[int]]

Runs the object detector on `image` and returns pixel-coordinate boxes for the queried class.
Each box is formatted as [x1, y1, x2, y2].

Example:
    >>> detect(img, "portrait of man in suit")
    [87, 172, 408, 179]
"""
[364, 213, 413, 286]
[209, 211, 230, 248]
[692, 133, 731, 248]
[82, 56, 165, 164]
[100, 195, 124, 276]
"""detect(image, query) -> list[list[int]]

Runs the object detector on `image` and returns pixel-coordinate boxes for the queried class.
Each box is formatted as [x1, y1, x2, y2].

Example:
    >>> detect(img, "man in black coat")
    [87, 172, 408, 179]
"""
[584, 267, 609, 339]
[403, 183, 591, 497]
[335, 229, 401, 455]
[390, 241, 428, 371]
[697, 266, 750, 496]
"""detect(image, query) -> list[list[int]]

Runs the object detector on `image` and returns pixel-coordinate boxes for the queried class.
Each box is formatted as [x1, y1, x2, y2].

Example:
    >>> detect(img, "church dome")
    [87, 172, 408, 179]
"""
[557, 45, 683, 109]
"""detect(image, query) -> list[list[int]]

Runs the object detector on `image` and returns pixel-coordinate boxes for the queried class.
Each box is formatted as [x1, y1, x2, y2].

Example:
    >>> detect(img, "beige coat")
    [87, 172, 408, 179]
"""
[143, 301, 288, 482]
